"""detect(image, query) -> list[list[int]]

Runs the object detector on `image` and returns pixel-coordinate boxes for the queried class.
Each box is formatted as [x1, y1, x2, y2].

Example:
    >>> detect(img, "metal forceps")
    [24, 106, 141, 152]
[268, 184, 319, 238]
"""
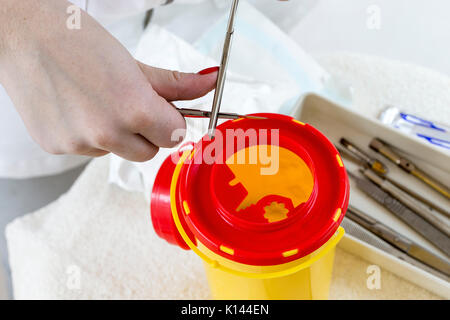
[177, 108, 266, 120]
[208, 0, 240, 138]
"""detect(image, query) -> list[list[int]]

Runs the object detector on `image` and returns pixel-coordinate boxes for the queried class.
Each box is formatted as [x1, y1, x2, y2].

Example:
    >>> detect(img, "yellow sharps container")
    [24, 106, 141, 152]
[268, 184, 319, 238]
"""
[151, 113, 350, 300]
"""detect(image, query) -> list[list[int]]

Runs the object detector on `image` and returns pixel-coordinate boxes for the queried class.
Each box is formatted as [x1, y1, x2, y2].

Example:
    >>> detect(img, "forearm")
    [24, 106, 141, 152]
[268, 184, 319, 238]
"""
[0, 0, 46, 72]
[0, 0, 81, 84]
[0, 0, 16, 54]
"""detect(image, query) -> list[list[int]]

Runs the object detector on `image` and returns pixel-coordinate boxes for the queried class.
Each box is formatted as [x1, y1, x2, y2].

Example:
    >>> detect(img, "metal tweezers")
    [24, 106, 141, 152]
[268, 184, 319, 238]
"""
[177, 108, 266, 120]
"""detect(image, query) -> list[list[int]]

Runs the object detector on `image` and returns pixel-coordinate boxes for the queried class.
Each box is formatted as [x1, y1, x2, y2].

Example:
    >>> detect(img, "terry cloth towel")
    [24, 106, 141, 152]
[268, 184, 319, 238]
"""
[316, 53, 450, 125]
[6, 156, 441, 300]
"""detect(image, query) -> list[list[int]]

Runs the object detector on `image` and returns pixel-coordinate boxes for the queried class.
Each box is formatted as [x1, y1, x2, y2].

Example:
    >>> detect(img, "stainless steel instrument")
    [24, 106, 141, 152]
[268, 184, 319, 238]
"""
[347, 171, 450, 257]
[384, 175, 450, 219]
[361, 168, 450, 237]
[342, 218, 450, 281]
[346, 205, 450, 277]
[177, 108, 266, 120]
[337, 140, 450, 218]
[370, 138, 450, 199]
[208, 0, 240, 138]
[340, 138, 388, 175]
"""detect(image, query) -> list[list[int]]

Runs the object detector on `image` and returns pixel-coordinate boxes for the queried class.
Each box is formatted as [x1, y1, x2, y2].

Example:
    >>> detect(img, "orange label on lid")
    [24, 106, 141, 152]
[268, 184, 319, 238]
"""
[225, 145, 314, 223]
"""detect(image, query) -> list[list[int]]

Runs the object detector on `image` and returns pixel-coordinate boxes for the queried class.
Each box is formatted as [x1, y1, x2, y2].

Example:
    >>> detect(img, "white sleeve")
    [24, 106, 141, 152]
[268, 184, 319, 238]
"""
[86, 0, 168, 13]
[84, 0, 175, 24]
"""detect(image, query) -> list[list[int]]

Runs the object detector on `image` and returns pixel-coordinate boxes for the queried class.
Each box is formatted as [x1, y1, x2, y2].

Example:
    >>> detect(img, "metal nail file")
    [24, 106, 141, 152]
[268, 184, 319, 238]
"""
[348, 171, 450, 257]
[208, 0, 240, 138]
[361, 169, 450, 237]
[346, 206, 450, 276]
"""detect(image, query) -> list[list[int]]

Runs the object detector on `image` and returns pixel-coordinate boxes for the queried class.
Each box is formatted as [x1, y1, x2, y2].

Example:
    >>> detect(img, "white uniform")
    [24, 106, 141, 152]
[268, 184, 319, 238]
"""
[0, 0, 184, 179]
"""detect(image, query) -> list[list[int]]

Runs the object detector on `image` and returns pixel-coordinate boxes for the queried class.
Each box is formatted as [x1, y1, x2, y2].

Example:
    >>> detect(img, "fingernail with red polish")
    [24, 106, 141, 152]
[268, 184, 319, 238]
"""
[198, 66, 220, 75]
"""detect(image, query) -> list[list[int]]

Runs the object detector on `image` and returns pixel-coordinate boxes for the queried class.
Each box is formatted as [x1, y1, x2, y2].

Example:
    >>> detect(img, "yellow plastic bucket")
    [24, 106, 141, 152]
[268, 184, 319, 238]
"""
[151, 114, 350, 300]
[170, 150, 345, 300]
[201, 228, 344, 300]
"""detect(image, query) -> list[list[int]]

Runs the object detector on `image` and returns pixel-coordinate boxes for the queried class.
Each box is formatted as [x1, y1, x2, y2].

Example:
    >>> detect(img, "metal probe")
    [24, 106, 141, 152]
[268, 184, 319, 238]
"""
[208, 0, 240, 138]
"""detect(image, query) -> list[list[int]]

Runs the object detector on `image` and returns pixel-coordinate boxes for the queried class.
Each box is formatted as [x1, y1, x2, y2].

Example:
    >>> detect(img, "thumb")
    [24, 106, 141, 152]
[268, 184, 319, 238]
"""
[137, 61, 218, 101]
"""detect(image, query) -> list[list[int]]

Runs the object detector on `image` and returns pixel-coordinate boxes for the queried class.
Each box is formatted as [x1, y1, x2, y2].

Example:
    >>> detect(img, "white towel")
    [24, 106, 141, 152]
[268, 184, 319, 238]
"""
[316, 53, 450, 124]
[6, 156, 440, 299]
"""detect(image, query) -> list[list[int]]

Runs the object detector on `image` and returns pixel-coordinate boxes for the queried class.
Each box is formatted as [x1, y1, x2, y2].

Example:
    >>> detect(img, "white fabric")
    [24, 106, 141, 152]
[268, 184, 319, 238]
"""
[152, 0, 318, 43]
[86, 0, 169, 26]
[317, 53, 450, 126]
[0, 88, 91, 179]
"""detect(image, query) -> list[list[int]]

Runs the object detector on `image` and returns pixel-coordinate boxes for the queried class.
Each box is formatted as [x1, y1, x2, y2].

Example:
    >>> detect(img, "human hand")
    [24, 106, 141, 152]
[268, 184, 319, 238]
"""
[0, 0, 218, 162]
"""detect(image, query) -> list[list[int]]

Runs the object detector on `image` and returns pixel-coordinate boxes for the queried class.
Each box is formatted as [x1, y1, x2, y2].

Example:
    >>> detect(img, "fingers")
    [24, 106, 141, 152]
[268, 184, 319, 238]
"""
[132, 61, 219, 149]
[57, 62, 214, 161]
[40, 139, 109, 158]
[128, 89, 187, 148]
[64, 132, 160, 162]
[91, 130, 160, 162]
[79, 149, 110, 158]
[111, 134, 160, 162]
[137, 61, 218, 101]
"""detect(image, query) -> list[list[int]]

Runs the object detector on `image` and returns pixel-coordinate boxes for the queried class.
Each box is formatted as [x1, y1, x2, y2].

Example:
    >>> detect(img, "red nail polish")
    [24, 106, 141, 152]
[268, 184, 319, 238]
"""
[198, 66, 220, 75]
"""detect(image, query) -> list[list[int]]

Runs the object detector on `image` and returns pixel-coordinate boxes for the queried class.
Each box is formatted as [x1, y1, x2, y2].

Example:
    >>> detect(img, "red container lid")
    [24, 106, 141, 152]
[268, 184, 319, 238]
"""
[151, 145, 194, 250]
[151, 113, 349, 266]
